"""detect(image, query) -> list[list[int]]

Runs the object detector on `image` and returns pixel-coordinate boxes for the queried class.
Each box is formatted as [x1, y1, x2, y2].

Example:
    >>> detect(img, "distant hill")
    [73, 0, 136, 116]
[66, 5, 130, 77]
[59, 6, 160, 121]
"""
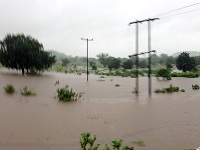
[172, 51, 200, 57]
[47, 50, 68, 62]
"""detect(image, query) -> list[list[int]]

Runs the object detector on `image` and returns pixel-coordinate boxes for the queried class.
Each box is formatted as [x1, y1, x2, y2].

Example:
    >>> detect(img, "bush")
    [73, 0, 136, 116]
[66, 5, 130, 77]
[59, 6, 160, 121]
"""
[4, 83, 15, 94]
[80, 132, 134, 150]
[156, 68, 171, 80]
[20, 86, 36, 96]
[170, 72, 199, 78]
[192, 84, 199, 90]
[56, 85, 83, 102]
[155, 84, 184, 93]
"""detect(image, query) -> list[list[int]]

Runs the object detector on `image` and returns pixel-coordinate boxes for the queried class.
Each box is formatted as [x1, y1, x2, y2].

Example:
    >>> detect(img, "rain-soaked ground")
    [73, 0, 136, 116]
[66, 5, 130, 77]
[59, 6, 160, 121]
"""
[0, 69, 200, 150]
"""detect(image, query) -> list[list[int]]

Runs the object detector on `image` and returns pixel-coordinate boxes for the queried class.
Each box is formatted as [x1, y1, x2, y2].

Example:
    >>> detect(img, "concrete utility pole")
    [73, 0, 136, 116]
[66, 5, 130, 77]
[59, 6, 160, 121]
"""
[81, 38, 93, 81]
[147, 18, 159, 95]
[129, 18, 159, 95]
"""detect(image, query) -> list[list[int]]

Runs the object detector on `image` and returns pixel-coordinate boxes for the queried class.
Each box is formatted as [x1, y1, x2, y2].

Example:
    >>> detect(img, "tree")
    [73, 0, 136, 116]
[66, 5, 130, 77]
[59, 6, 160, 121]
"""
[139, 59, 147, 68]
[0, 33, 55, 75]
[61, 58, 70, 66]
[122, 59, 133, 70]
[96, 53, 109, 67]
[107, 57, 121, 71]
[176, 52, 196, 72]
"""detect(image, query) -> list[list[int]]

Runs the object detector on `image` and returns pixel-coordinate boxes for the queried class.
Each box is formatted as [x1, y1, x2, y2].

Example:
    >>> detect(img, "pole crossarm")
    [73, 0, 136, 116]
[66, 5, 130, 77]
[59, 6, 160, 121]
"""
[81, 38, 93, 41]
[129, 18, 159, 25]
[129, 50, 156, 57]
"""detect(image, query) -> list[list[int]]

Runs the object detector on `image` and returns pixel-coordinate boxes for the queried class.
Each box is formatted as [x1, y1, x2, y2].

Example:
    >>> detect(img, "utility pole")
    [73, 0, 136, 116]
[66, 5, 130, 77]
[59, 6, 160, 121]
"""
[147, 18, 159, 95]
[129, 18, 159, 95]
[81, 38, 93, 81]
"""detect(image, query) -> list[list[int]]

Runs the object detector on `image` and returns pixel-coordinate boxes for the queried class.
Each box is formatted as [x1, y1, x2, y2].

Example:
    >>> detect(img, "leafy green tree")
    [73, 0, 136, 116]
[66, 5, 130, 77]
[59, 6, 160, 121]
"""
[122, 59, 133, 70]
[0, 33, 55, 75]
[107, 57, 121, 71]
[176, 52, 196, 72]
[96, 53, 109, 67]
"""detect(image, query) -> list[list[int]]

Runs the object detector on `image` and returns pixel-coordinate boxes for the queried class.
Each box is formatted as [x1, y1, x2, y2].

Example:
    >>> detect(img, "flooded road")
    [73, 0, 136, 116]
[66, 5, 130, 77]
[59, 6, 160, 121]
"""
[0, 70, 200, 150]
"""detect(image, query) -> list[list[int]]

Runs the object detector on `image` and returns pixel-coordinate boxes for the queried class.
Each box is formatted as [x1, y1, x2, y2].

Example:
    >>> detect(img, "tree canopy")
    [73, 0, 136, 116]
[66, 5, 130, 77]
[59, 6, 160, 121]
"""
[0, 33, 55, 75]
[176, 52, 196, 72]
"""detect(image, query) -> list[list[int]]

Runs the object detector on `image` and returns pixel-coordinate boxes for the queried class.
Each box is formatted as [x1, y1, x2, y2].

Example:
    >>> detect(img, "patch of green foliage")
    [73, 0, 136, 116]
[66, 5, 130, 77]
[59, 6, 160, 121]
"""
[156, 68, 171, 80]
[4, 83, 15, 94]
[80, 132, 134, 150]
[170, 72, 199, 78]
[133, 140, 145, 147]
[20, 86, 36, 96]
[56, 85, 83, 102]
[155, 84, 185, 93]
[192, 84, 199, 90]
[97, 70, 144, 78]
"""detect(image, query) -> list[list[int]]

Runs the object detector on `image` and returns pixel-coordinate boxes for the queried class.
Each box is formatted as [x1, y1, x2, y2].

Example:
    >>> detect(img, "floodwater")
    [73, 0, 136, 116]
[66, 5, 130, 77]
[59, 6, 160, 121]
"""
[0, 69, 200, 150]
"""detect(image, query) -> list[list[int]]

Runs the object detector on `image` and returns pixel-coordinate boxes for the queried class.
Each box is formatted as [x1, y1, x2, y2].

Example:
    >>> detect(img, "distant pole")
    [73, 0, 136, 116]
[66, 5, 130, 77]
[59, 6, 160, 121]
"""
[81, 38, 93, 81]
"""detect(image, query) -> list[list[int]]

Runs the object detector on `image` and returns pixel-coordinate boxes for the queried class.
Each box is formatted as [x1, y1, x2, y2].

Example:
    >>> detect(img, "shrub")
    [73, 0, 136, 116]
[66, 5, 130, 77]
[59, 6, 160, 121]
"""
[133, 140, 145, 147]
[170, 72, 199, 78]
[192, 84, 199, 90]
[56, 85, 83, 102]
[80, 132, 134, 150]
[20, 86, 36, 96]
[156, 68, 171, 80]
[155, 84, 184, 93]
[4, 83, 15, 94]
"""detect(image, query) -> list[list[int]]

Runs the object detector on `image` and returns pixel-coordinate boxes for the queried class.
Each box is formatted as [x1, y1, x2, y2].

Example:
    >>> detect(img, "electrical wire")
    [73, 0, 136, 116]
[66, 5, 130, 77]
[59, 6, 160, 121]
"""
[155, 2, 200, 17]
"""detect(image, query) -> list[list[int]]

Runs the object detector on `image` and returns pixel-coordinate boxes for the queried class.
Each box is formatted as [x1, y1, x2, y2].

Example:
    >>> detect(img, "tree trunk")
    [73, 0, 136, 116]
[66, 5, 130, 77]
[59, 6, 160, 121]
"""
[22, 67, 25, 75]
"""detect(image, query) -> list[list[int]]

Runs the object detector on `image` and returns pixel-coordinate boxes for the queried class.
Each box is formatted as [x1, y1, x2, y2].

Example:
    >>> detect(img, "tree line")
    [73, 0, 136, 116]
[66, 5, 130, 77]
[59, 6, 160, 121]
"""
[0, 33, 200, 75]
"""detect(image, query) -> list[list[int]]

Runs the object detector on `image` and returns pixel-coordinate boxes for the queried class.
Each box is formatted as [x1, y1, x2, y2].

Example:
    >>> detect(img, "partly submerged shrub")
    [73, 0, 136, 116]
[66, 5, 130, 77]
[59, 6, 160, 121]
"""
[192, 84, 199, 90]
[56, 85, 83, 102]
[4, 83, 15, 94]
[80, 132, 134, 150]
[20, 86, 36, 96]
[155, 84, 184, 93]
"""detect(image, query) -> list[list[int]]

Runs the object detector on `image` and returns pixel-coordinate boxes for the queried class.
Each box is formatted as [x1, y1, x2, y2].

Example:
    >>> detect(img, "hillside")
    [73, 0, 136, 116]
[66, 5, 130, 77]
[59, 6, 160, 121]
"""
[172, 51, 200, 57]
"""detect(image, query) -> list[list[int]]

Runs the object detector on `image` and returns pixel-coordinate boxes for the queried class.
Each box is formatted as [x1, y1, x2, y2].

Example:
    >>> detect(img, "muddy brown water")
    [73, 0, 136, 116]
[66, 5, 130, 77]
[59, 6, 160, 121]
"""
[0, 69, 200, 150]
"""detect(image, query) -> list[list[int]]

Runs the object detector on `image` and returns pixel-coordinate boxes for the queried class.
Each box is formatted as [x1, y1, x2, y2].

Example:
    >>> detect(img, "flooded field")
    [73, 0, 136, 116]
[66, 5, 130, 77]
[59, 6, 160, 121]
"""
[0, 69, 200, 150]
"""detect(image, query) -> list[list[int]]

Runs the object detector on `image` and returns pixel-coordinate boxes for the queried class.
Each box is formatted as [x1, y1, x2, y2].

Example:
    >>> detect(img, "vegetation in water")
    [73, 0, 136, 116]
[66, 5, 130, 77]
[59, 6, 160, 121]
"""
[155, 84, 185, 93]
[56, 85, 84, 102]
[4, 83, 15, 94]
[80, 132, 134, 150]
[133, 140, 146, 147]
[156, 68, 171, 80]
[192, 84, 199, 90]
[20, 86, 36, 96]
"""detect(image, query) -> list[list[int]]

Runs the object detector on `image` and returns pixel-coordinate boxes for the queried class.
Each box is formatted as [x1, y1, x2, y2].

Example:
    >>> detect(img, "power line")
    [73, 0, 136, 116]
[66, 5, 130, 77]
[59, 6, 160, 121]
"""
[160, 8, 200, 19]
[156, 2, 200, 17]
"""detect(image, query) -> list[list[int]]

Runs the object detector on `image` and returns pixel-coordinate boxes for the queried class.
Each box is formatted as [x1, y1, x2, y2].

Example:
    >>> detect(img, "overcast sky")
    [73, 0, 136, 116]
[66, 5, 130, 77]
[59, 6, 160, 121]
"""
[0, 0, 200, 58]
